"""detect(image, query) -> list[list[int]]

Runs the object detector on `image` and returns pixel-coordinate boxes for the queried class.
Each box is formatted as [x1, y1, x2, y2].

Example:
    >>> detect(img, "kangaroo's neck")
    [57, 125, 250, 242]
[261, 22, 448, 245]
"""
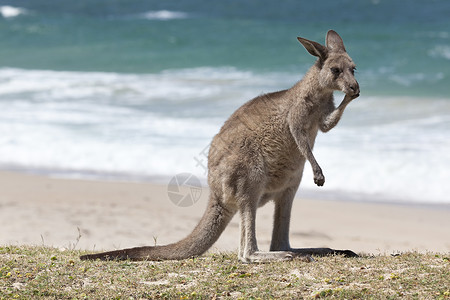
[289, 63, 333, 103]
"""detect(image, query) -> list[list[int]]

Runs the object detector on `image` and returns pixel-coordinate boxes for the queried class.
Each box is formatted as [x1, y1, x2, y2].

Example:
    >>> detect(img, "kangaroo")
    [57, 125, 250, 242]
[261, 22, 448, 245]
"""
[80, 30, 360, 263]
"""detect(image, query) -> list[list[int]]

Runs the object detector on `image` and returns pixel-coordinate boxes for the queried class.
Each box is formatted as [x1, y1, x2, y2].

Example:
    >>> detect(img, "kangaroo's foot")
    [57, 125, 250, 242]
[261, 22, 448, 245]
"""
[289, 247, 358, 258]
[239, 251, 313, 263]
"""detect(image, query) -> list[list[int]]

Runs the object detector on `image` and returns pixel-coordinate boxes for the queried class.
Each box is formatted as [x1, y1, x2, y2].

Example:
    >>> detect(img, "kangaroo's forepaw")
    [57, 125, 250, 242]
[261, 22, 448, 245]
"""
[314, 172, 325, 186]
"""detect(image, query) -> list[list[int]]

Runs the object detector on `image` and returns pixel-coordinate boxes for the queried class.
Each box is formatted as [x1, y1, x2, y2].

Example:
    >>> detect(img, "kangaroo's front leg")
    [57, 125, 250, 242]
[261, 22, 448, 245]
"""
[320, 93, 359, 133]
[288, 108, 325, 186]
[290, 130, 324, 186]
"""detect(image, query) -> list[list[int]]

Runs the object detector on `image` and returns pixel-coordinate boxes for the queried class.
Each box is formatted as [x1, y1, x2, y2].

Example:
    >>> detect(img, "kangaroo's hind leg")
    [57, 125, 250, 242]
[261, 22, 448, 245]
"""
[270, 185, 297, 252]
[237, 191, 295, 263]
[270, 186, 358, 258]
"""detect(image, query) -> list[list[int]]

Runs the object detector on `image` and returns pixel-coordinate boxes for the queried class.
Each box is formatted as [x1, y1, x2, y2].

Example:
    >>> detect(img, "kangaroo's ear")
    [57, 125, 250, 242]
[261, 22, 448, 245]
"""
[326, 30, 346, 52]
[297, 37, 328, 60]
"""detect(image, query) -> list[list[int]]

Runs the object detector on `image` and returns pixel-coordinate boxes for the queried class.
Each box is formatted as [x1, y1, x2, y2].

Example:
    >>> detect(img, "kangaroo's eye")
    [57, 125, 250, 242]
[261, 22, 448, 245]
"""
[351, 67, 356, 75]
[331, 67, 341, 75]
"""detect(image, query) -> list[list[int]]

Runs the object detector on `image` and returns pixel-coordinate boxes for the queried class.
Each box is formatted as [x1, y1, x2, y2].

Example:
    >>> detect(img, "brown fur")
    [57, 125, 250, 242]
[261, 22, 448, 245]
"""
[80, 30, 360, 263]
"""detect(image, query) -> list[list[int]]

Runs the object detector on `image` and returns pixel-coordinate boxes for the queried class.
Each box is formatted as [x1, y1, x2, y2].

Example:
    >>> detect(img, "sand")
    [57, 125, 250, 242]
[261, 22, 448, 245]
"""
[1, 170, 449, 255]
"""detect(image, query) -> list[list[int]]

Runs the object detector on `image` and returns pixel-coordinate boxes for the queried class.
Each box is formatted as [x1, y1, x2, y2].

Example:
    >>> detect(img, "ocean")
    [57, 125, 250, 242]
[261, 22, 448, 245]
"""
[0, 0, 449, 204]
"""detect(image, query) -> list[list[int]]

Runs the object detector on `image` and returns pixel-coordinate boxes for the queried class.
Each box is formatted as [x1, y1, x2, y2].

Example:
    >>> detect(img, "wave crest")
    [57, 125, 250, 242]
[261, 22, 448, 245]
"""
[0, 6, 28, 18]
[141, 10, 188, 21]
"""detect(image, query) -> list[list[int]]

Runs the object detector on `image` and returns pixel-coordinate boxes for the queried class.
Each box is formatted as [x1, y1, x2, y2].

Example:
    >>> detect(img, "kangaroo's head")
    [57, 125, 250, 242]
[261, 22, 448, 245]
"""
[297, 30, 360, 98]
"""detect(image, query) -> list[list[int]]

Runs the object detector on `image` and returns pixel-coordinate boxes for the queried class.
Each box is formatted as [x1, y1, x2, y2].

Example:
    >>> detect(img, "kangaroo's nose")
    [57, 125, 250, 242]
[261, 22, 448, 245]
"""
[349, 82, 360, 95]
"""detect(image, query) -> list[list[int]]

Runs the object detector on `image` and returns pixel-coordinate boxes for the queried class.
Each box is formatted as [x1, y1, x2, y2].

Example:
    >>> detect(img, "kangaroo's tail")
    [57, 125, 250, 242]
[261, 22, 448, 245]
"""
[80, 199, 234, 261]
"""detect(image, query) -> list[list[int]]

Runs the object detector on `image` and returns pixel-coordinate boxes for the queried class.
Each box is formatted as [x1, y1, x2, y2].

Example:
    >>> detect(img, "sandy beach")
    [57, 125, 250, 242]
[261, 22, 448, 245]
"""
[1, 170, 449, 255]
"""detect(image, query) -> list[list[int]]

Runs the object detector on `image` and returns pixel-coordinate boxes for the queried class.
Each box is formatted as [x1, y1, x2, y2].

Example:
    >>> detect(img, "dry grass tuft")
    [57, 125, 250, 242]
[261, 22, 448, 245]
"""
[1, 245, 449, 299]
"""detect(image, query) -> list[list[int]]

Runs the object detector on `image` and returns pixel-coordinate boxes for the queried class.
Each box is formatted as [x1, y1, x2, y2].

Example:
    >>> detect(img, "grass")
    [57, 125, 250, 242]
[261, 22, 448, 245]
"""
[1, 245, 449, 299]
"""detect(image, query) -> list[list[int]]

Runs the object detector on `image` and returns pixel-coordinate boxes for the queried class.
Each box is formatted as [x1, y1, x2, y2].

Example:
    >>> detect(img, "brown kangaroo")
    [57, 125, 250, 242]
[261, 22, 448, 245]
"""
[80, 30, 360, 263]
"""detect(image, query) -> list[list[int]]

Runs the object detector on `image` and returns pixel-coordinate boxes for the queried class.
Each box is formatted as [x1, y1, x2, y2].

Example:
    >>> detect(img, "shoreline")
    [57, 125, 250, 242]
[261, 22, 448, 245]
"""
[3, 165, 449, 209]
[1, 170, 449, 255]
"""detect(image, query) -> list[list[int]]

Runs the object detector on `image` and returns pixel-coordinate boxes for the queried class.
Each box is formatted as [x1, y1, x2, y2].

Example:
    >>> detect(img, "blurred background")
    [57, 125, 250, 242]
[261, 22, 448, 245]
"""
[0, 0, 449, 204]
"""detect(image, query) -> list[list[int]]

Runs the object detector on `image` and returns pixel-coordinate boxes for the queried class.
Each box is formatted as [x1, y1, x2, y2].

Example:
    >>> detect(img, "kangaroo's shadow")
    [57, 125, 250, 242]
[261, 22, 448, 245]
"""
[290, 247, 358, 258]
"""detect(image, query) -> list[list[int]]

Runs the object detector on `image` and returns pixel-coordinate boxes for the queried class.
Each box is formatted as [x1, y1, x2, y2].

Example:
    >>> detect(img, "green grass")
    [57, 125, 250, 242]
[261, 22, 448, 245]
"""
[1, 246, 449, 299]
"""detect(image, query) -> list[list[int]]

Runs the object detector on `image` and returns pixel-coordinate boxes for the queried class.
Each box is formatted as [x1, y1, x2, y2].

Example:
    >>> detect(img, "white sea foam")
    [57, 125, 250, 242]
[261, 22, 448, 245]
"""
[429, 45, 450, 60]
[0, 6, 27, 18]
[0, 67, 278, 177]
[301, 96, 450, 204]
[141, 10, 189, 21]
[0, 68, 449, 204]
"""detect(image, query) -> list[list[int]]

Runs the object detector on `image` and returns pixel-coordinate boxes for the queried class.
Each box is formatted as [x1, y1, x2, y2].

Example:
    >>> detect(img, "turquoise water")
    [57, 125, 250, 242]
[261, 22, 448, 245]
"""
[0, 0, 449, 203]
[1, 0, 449, 96]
